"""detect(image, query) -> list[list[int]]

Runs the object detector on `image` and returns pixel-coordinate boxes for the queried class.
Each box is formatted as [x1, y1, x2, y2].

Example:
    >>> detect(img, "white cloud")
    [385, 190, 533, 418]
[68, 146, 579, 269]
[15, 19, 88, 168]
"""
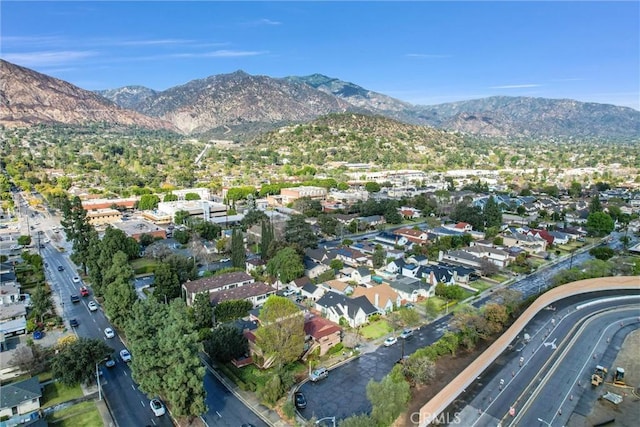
[1, 50, 98, 67]
[490, 84, 542, 89]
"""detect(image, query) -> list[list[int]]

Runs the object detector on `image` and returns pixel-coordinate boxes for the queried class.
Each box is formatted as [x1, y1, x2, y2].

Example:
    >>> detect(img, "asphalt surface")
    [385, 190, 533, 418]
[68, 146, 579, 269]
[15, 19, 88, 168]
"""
[451, 295, 640, 427]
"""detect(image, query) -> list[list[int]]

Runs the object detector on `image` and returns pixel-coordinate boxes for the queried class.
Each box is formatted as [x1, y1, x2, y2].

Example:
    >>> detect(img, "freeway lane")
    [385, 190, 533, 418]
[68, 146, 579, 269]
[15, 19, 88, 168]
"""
[453, 296, 640, 427]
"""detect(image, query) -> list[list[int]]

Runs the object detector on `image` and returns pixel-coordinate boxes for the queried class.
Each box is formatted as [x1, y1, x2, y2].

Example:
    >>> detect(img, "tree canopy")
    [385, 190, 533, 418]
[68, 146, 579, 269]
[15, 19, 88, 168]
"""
[254, 296, 305, 368]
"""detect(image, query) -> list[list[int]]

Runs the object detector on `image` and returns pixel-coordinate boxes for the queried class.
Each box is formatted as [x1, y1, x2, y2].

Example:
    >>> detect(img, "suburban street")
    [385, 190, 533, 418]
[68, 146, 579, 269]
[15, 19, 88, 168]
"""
[454, 296, 640, 427]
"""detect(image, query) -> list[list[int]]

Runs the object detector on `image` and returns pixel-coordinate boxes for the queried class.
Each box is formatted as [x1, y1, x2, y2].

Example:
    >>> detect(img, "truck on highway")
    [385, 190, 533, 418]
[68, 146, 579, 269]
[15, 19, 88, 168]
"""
[591, 365, 608, 386]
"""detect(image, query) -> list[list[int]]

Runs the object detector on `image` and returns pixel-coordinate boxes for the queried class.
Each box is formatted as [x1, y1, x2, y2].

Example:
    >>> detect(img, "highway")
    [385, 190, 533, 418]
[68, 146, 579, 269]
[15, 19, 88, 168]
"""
[452, 296, 640, 427]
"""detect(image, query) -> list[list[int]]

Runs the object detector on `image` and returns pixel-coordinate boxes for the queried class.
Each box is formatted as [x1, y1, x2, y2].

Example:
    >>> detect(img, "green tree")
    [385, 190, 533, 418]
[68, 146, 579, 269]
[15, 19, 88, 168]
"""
[104, 277, 137, 328]
[284, 214, 317, 251]
[192, 292, 213, 330]
[126, 299, 206, 417]
[568, 181, 582, 198]
[483, 196, 503, 229]
[30, 284, 52, 322]
[402, 354, 436, 386]
[203, 324, 248, 363]
[242, 209, 269, 229]
[138, 194, 160, 210]
[213, 299, 253, 323]
[173, 228, 191, 244]
[589, 194, 603, 213]
[254, 296, 305, 368]
[330, 258, 344, 271]
[267, 247, 304, 283]
[51, 338, 113, 386]
[372, 246, 386, 268]
[589, 246, 616, 261]
[17, 235, 31, 246]
[61, 195, 93, 274]
[231, 229, 246, 269]
[192, 219, 221, 241]
[339, 414, 375, 427]
[174, 210, 190, 225]
[153, 262, 180, 303]
[163, 193, 178, 202]
[366, 372, 410, 427]
[260, 220, 274, 260]
[365, 181, 381, 193]
[586, 212, 614, 237]
[184, 192, 201, 201]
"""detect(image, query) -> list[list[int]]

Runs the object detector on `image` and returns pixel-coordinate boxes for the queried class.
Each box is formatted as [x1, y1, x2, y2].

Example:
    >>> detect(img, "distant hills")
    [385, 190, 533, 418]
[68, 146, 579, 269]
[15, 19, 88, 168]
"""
[0, 60, 176, 132]
[2, 59, 639, 140]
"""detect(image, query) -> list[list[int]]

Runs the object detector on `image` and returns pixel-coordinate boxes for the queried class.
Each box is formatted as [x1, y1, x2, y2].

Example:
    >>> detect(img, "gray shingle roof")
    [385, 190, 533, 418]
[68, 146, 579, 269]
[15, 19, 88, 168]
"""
[0, 377, 41, 410]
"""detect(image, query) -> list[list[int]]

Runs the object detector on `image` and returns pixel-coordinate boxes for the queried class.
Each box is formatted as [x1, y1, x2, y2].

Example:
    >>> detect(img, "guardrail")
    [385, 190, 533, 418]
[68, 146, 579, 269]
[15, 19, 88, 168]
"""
[417, 275, 640, 426]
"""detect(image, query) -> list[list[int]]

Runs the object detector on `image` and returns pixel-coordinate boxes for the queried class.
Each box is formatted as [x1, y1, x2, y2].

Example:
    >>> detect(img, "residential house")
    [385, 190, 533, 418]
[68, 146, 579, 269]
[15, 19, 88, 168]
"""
[303, 316, 342, 357]
[418, 265, 456, 287]
[245, 258, 266, 273]
[334, 213, 358, 225]
[440, 250, 483, 270]
[398, 206, 421, 219]
[439, 263, 476, 284]
[548, 231, 570, 245]
[406, 254, 428, 266]
[333, 247, 369, 267]
[430, 226, 466, 238]
[526, 228, 555, 246]
[385, 258, 405, 274]
[182, 271, 255, 306]
[349, 241, 377, 255]
[385, 276, 434, 302]
[305, 248, 329, 264]
[351, 267, 372, 285]
[315, 292, 378, 327]
[444, 222, 473, 233]
[0, 377, 42, 420]
[401, 263, 420, 278]
[394, 228, 429, 245]
[385, 249, 405, 260]
[502, 232, 548, 254]
[300, 283, 325, 301]
[357, 215, 385, 229]
[209, 282, 275, 308]
[351, 283, 401, 313]
[465, 245, 510, 268]
[320, 280, 354, 295]
[303, 257, 332, 279]
[0, 282, 21, 305]
[290, 277, 312, 294]
[0, 303, 27, 339]
[374, 231, 408, 249]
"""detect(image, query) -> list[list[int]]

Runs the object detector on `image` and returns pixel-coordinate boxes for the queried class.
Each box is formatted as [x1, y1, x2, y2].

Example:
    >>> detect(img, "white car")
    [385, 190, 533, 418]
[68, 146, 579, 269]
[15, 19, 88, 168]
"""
[150, 398, 165, 416]
[72, 276, 80, 283]
[120, 349, 132, 363]
[88, 301, 98, 312]
[104, 328, 115, 339]
[384, 336, 398, 347]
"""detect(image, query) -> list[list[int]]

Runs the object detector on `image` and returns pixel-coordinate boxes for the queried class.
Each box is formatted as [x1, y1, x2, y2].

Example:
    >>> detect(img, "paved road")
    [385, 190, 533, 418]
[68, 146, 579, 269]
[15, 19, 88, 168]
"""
[452, 295, 640, 427]
[43, 245, 173, 427]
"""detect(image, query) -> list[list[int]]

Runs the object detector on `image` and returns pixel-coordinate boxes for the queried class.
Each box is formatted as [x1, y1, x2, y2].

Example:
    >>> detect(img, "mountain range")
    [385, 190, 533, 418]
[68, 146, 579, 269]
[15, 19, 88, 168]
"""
[2, 59, 639, 140]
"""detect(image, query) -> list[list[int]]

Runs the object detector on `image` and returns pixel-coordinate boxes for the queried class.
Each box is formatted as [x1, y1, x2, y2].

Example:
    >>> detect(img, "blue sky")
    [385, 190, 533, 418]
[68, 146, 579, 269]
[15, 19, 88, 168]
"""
[2, 1, 639, 109]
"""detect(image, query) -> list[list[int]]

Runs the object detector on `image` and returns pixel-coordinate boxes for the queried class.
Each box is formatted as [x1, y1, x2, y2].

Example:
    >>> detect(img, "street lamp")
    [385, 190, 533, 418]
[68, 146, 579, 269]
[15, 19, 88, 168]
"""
[537, 417, 552, 427]
[316, 416, 336, 427]
[95, 363, 102, 401]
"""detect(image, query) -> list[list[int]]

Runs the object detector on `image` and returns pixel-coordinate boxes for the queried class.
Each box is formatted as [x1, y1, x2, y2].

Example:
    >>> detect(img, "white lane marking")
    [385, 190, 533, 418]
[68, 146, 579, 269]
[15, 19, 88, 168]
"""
[151, 420, 156, 426]
[123, 371, 128, 377]
[131, 384, 135, 390]
[141, 400, 145, 407]
[216, 411, 222, 417]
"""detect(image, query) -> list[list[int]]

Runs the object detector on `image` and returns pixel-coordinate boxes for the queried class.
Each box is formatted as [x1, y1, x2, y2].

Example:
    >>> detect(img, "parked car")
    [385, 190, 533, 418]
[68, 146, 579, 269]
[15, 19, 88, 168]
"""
[399, 328, 414, 340]
[70, 294, 80, 304]
[294, 391, 307, 409]
[88, 301, 98, 312]
[283, 288, 296, 297]
[80, 286, 89, 297]
[104, 328, 115, 339]
[120, 349, 132, 362]
[309, 367, 329, 382]
[384, 336, 398, 347]
[69, 318, 79, 327]
[403, 302, 415, 309]
[150, 398, 165, 416]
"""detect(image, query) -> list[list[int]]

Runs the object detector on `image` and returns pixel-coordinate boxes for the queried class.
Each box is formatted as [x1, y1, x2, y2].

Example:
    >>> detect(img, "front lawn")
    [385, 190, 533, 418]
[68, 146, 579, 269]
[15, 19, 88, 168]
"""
[360, 319, 392, 340]
[42, 382, 83, 408]
[131, 258, 157, 275]
[47, 401, 101, 426]
[471, 280, 494, 293]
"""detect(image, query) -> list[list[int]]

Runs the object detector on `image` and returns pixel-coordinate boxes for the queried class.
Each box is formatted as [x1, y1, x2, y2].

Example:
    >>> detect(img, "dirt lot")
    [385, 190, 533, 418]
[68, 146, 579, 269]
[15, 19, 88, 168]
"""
[567, 329, 640, 427]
